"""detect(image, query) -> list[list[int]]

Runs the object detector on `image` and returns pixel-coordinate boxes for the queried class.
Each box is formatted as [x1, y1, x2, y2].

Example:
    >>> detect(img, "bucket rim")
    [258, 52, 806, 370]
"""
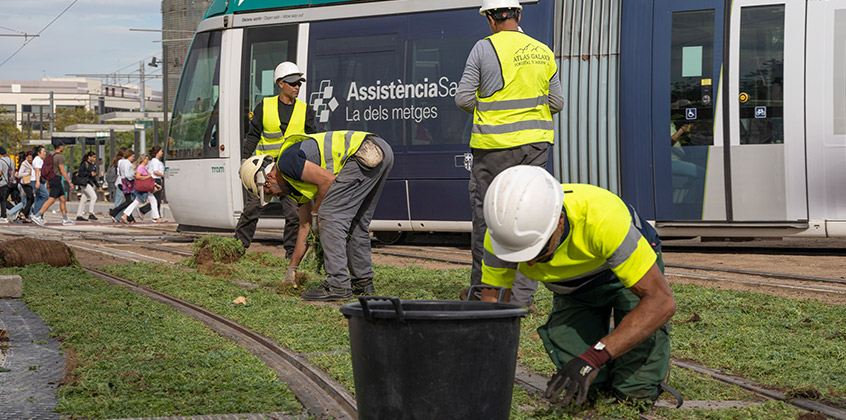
[339, 298, 528, 321]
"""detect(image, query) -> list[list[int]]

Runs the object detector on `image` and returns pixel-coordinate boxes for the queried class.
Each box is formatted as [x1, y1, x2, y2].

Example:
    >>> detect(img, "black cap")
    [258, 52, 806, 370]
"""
[0, 147, 6, 155]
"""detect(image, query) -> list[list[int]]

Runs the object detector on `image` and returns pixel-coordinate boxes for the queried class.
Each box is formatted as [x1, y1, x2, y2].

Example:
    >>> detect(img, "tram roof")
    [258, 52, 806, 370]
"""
[204, 0, 367, 18]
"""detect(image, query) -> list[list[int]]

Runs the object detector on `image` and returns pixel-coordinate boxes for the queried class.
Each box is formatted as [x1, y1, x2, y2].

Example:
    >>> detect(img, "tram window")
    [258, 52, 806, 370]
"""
[670, 10, 715, 147]
[406, 9, 479, 146]
[168, 31, 221, 160]
[241, 25, 298, 143]
[738, 6, 784, 145]
[835, 10, 846, 135]
[310, 32, 404, 142]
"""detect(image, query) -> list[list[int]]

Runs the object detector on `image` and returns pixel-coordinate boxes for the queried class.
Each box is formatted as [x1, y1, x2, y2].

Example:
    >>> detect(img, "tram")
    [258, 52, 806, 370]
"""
[165, 0, 846, 239]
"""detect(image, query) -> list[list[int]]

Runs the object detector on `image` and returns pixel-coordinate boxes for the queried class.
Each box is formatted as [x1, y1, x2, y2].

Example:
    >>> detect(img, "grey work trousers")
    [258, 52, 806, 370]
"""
[319, 136, 394, 290]
[469, 142, 549, 307]
[234, 187, 300, 258]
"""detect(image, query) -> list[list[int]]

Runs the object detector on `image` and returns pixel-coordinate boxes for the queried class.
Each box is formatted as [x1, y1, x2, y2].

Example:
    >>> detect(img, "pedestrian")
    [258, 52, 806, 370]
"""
[0, 147, 14, 223]
[147, 146, 166, 218]
[235, 61, 317, 259]
[31, 140, 76, 226]
[31, 145, 48, 217]
[7, 151, 33, 223]
[74, 151, 100, 221]
[119, 153, 163, 223]
[479, 166, 676, 407]
[455, 0, 565, 307]
[109, 149, 137, 222]
[239, 130, 393, 300]
[105, 149, 123, 203]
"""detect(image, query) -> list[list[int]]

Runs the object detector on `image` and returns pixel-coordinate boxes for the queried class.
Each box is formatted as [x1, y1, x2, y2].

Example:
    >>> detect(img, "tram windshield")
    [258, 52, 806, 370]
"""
[168, 31, 222, 159]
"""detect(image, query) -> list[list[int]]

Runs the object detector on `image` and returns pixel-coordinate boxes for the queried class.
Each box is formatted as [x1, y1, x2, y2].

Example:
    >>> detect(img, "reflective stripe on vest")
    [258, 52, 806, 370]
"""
[256, 97, 307, 158]
[471, 31, 557, 150]
[279, 131, 371, 204]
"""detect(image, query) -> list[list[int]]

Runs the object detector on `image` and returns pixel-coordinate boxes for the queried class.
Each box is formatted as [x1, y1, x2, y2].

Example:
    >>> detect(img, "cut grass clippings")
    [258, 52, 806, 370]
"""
[102, 251, 837, 419]
[1, 264, 301, 419]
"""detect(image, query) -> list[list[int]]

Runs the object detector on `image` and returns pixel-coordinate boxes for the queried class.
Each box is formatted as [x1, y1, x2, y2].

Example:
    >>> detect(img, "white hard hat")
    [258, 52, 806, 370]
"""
[484, 166, 564, 262]
[239, 155, 276, 206]
[480, 0, 522, 15]
[274, 61, 305, 84]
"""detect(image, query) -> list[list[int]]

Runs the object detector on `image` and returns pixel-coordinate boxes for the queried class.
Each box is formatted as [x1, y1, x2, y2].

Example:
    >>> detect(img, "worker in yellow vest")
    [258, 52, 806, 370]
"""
[480, 166, 678, 407]
[455, 0, 564, 307]
[239, 131, 393, 301]
[235, 61, 317, 267]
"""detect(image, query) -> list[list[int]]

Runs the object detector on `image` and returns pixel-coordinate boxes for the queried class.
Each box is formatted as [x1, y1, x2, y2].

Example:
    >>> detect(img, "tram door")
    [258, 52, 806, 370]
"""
[652, 0, 807, 222]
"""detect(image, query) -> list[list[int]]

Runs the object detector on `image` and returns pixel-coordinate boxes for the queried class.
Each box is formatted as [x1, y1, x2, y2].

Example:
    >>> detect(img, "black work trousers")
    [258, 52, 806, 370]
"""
[234, 187, 299, 259]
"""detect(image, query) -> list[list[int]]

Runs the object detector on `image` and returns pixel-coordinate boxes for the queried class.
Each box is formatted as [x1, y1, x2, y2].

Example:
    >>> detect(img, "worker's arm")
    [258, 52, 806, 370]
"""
[455, 41, 485, 114]
[299, 160, 335, 214]
[602, 263, 676, 358]
[288, 201, 313, 267]
[241, 104, 263, 159]
[548, 69, 565, 115]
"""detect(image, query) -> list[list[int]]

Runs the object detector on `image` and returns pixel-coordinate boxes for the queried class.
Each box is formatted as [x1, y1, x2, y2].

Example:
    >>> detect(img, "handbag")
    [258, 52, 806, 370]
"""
[135, 176, 155, 193]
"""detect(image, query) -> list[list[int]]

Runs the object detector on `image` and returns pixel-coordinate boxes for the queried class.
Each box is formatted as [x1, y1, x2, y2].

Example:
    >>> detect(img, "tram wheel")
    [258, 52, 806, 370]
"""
[374, 231, 407, 245]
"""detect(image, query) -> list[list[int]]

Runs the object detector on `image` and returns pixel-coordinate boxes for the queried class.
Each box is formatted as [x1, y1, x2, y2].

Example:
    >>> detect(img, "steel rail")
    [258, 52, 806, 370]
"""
[82, 267, 357, 420]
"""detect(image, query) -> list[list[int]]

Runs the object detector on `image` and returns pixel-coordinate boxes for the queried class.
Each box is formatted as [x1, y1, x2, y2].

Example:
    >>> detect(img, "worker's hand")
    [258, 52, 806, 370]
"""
[544, 345, 611, 406]
[282, 265, 298, 285]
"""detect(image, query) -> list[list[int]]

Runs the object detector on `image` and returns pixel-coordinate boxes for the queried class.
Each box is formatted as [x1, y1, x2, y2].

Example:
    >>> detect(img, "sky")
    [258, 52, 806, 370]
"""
[0, 0, 165, 91]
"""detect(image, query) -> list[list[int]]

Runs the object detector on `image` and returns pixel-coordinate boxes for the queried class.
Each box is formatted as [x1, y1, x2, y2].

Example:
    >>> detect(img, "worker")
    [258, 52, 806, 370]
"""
[238, 131, 393, 301]
[480, 166, 677, 407]
[456, 0, 564, 307]
[235, 61, 317, 269]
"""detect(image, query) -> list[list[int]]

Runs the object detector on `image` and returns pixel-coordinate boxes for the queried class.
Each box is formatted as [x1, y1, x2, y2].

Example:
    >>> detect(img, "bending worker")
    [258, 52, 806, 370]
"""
[456, 0, 564, 306]
[239, 131, 393, 301]
[236, 61, 316, 264]
[480, 166, 676, 406]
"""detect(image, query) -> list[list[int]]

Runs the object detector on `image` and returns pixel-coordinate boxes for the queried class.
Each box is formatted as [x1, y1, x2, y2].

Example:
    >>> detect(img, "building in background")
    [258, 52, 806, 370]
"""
[161, 0, 214, 107]
[0, 78, 162, 138]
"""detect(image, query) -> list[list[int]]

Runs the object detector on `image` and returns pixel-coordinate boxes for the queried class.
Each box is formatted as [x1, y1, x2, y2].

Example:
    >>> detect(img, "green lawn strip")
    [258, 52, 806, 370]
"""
[107, 253, 836, 418]
[2, 265, 300, 419]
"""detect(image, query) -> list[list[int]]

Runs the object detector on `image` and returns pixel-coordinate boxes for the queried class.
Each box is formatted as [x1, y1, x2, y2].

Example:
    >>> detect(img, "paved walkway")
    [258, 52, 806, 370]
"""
[0, 299, 64, 420]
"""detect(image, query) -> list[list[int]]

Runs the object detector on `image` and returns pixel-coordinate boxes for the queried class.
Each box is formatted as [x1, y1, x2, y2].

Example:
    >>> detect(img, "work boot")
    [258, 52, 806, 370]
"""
[301, 281, 352, 301]
[351, 279, 375, 296]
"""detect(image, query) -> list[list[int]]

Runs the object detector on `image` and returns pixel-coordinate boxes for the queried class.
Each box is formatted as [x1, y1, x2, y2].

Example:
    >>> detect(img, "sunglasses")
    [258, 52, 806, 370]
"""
[284, 80, 302, 87]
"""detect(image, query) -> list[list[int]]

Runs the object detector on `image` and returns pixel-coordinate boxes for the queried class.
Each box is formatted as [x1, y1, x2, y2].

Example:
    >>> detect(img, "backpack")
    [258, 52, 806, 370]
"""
[41, 152, 56, 181]
[105, 165, 118, 184]
[0, 157, 13, 186]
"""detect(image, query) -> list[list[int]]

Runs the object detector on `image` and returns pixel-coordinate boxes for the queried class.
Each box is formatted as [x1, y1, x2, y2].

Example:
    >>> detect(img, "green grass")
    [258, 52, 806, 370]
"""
[1, 264, 301, 419]
[100, 251, 839, 418]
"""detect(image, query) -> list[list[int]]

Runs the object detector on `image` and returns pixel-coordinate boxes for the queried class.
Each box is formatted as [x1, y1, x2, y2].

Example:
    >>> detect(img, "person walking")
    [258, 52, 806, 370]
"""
[235, 61, 317, 258]
[119, 153, 163, 223]
[0, 147, 14, 223]
[109, 149, 137, 222]
[74, 151, 100, 221]
[239, 131, 393, 300]
[455, 0, 565, 307]
[31, 140, 75, 226]
[31, 146, 48, 217]
[7, 151, 33, 223]
[147, 146, 166, 218]
[479, 166, 676, 407]
[105, 149, 124, 203]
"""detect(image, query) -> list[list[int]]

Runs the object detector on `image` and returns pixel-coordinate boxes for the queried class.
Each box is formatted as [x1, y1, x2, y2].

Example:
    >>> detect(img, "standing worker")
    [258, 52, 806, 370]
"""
[238, 131, 393, 301]
[235, 61, 317, 263]
[480, 166, 677, 406]
[455, 0, 564, 307]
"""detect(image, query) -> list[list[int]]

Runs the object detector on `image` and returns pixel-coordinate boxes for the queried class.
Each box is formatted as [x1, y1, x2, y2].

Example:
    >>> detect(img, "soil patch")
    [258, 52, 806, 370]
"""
[60, 347, 82, 387]
[0, 237, 75, 267]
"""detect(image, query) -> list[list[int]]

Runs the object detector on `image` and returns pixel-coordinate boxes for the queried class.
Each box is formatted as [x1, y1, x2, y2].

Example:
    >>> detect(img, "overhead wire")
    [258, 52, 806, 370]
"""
[0, 0, 80, 69]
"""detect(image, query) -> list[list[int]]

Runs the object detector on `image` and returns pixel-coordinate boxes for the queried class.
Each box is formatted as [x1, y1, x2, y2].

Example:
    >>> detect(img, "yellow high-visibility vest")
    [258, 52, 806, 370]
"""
[471, 31, 557, 149]
[278, 131, 371, 204]
[255, 97, 307, 158]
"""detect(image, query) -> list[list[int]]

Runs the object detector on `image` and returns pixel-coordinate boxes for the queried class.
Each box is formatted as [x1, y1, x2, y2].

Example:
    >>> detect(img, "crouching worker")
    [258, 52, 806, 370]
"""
[239, 131, 394, 301]
[480, 166, 677, 407]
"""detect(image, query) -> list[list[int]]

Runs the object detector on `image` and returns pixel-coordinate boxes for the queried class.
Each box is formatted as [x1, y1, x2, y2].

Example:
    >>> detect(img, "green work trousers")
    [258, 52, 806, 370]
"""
[537, 256, 670, 401]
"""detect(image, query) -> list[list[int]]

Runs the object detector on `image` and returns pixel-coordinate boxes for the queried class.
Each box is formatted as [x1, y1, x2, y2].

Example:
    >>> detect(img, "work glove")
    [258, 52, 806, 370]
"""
[544, 343, 612, 406]
[282, 266, 298, 285]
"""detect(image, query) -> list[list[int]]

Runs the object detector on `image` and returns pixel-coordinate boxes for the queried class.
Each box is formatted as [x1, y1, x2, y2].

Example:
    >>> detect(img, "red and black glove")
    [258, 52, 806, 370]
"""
[544, 343, 612, 406]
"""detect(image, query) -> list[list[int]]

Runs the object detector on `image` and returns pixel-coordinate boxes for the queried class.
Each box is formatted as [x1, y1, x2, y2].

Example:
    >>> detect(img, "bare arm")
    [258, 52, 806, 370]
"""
[288, 201, 313, 267]
[602, 264, 676, 358]
[35, 168, 40, 188]
[59, 165, 70, 182]
[299, 160, 335, 213]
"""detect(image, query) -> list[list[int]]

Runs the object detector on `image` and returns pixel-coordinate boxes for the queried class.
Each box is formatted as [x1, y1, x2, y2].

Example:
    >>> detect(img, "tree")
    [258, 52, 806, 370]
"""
[53, 108, 98, 132]
[0, 119, 26, 155]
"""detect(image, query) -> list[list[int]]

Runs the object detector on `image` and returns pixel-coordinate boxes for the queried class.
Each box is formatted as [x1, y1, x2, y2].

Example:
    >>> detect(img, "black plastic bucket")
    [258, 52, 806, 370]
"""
[339, 296, 527, 420]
